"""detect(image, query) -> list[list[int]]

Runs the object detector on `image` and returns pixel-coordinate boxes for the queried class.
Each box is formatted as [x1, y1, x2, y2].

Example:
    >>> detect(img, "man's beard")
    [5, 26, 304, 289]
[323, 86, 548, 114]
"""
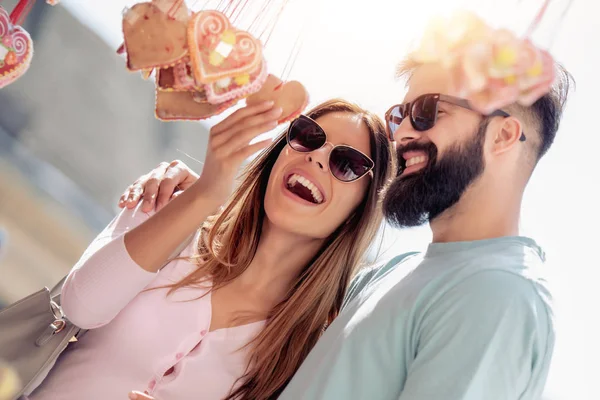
[382, 121, 488, 228]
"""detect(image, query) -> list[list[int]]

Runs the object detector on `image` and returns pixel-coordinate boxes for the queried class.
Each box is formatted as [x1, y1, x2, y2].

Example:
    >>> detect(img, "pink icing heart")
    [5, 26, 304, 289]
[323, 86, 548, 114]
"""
[0, 6, 33, 89]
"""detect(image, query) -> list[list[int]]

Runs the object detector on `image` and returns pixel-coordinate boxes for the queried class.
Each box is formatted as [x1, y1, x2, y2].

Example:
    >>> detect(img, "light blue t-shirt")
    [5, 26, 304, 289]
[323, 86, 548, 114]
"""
[279, 236, 554, 400]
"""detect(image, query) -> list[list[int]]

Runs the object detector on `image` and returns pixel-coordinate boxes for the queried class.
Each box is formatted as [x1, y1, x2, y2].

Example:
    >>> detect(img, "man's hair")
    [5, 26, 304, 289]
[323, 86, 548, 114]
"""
[396, 60, 575, 161]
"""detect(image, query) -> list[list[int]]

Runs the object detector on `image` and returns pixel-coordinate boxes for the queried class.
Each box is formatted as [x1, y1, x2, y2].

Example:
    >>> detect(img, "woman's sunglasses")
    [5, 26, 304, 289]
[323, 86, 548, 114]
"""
[384, 93, 526, 142]
[286, 115, 374, 183]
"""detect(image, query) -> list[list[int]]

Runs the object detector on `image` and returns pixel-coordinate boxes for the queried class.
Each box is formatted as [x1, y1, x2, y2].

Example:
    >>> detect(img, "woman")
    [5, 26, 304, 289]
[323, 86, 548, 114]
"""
[30, 99, 394, 400]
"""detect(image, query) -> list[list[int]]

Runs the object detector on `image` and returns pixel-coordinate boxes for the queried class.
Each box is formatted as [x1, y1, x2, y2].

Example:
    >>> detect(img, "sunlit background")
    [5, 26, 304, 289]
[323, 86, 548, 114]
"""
[0, 0, 597, 398]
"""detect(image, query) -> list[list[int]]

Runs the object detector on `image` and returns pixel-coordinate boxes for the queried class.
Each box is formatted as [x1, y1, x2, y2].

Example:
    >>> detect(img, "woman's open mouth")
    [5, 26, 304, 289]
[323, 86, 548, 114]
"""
[284, 173, 325, 205]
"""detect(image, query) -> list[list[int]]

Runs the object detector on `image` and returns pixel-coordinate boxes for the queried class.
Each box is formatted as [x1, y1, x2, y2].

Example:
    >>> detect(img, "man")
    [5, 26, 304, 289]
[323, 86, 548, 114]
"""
[121, 60, 572, 399]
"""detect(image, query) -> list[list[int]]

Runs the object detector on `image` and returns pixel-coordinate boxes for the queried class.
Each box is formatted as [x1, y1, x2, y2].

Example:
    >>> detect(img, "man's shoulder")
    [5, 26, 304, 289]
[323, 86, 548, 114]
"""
[342, 252, 421, 309]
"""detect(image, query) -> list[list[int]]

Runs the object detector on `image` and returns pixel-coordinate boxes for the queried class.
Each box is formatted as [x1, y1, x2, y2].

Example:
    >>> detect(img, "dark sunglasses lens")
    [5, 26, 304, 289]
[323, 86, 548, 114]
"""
[386, 105, 404, 136]
[330, 146, 374, 182]
[411, 95, 438, 131]
[288, 117, 326, 152]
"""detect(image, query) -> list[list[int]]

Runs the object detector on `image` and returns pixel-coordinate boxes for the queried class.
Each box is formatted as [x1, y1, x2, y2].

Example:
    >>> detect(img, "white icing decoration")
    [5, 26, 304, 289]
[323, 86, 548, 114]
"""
[216, 77, 231, 88]
[214, 41, 233, 59]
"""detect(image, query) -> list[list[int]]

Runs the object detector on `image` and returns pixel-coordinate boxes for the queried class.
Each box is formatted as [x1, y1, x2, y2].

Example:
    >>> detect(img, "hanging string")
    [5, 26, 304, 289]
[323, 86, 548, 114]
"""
[280, 31, 303, 81]
[259, 0, 291, 46]
[9, 0, 35, 25]
[222, 0, 237, 19]
[523, 0, 551, 37]
[229, 0, 250, 24]
[247, 0, 276, 33]
[166, 0, 186, 18]
[545, 0, 575, 48]
[522, 0, 575, 49]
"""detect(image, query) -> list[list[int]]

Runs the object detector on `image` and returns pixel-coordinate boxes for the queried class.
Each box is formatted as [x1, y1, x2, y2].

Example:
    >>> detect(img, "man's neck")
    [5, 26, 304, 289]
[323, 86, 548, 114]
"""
[430, 180, 524, 244]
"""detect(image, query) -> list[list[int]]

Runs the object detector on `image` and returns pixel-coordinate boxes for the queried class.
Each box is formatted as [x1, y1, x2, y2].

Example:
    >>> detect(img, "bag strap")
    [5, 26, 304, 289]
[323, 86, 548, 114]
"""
[50, 234, 195, 301]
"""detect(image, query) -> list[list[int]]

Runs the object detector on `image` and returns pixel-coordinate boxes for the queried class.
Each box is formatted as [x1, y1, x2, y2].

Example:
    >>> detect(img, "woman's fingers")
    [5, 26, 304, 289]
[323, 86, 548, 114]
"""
[223, 120, 278, 158]
[128, 390, 155, 400]
[212, 106, 282, 150]
[211, 101, 275, 136]
[231, 138, 274, 164]
[118, 162, 169, 210]
[119, 185, 140, 208]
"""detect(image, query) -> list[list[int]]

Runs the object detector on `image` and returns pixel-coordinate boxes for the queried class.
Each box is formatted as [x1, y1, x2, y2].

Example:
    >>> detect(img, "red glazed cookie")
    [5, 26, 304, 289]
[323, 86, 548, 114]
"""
[246, 74, 309, 123]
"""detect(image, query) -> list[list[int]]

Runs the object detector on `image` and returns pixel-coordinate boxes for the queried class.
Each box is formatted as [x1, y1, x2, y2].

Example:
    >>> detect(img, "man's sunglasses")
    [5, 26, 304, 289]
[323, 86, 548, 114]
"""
[384, 93, 526, 142]
[286, 115, 374, 183]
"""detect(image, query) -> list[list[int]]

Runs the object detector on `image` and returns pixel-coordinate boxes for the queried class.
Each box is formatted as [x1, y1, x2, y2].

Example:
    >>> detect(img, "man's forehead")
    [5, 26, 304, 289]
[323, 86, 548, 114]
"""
[402, 64, 454, 103]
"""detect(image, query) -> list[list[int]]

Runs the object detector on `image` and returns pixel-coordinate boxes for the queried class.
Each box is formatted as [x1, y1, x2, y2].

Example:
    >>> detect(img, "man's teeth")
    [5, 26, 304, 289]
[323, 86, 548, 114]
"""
[287, 174, 324, 204]
[405, 156, 427, 168]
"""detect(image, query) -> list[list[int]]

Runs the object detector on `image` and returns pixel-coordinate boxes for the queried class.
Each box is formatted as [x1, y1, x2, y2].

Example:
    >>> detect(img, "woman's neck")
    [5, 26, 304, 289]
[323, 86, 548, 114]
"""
[235, 220, 324, 304]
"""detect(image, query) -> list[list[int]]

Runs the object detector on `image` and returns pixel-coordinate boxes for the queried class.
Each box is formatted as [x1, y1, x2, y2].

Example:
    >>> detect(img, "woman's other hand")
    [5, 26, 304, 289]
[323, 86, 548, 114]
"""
[119, 160, 199, 213]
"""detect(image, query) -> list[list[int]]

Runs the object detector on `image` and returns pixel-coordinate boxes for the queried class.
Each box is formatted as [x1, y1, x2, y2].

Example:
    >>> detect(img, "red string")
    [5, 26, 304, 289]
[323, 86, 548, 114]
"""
[222, 0, 236, 19]
[248, 0, 274, 32]
[9, 0, 35, 25]
[230, 0, 250, 25]
[167, 0, 185, 18]
[260, 0, 290, 46]
[524, 0, 551, 37]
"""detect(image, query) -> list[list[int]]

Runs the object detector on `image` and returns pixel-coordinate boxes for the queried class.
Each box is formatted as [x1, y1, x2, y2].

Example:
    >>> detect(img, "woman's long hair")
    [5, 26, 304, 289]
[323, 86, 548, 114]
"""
[168, 99, 394, 399]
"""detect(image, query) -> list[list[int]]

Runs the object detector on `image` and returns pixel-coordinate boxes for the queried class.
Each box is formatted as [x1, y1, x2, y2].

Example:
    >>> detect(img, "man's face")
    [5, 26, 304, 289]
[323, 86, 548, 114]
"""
[382, 64, 490, 228]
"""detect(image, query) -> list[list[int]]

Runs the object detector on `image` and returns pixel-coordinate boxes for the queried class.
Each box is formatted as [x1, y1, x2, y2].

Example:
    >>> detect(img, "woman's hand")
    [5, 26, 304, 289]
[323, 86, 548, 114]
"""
[118, 160, 199, 212]
[128, 390, 155, 400]
[192, 101, 282, 209]
[120, 101, 281, 273]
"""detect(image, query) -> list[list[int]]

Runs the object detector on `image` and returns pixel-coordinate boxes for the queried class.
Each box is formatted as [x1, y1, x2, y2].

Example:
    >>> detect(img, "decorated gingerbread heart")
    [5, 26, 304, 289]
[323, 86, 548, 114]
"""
[246, 74, 309, 123]
[122, 0, 190, 71]
[204, 58, 268, 104]
[0, 6, 33, 89]
[188, 10, 263, 84]
[155, 89, 237, 121]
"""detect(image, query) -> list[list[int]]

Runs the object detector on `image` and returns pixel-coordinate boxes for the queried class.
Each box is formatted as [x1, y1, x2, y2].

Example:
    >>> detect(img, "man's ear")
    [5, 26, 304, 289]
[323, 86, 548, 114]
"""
[491, 116, 523, 155]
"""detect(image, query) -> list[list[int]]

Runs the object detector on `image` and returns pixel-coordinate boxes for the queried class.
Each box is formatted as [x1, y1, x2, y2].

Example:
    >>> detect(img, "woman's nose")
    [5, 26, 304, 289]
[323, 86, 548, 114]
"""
[305, 150, 329, 172]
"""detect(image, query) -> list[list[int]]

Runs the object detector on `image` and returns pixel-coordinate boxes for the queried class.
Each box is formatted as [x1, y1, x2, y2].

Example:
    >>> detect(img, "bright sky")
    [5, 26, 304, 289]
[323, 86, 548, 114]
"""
[62, 0, 599, 398]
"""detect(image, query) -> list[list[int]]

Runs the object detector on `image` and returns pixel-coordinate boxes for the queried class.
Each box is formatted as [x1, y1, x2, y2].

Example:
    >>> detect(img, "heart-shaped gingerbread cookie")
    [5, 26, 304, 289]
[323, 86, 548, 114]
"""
[0, 7, 33, 89]
[188, 10, 263, 84]
[246, 74, 309, 123]
[155, 89, 237, 121]
[204, 58, 268, 104]
[122, 0, 190, 71]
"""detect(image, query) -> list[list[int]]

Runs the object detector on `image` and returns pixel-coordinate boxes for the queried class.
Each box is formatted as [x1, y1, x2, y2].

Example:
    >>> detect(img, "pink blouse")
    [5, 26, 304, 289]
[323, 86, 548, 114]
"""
[30, 204, 264, 400]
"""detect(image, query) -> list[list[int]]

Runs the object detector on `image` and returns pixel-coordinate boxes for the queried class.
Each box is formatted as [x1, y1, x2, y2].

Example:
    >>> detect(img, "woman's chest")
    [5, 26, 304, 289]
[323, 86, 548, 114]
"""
[78, 284, 256, 397]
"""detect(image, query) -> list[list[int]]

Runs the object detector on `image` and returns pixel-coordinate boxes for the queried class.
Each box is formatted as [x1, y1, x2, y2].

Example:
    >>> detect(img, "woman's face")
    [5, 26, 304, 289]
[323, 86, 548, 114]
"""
[264, 112, 372, 239]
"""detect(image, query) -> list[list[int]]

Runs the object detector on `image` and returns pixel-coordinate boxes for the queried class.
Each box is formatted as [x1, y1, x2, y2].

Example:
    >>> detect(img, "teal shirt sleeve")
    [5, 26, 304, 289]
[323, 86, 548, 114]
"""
[342, 252, 420, 310]
[400, 270, 554, 400]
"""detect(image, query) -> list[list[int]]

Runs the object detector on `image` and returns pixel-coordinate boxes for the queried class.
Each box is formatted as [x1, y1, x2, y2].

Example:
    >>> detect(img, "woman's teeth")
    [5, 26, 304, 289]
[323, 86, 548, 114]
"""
[287, 174, 324, 204]
[405, 156, 427, 168]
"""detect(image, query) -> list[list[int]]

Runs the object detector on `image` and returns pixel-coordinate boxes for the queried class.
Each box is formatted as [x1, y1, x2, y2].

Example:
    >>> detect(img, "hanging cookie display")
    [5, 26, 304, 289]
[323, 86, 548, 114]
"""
[117, 0, 309, 123]
[407, 0, 565, 114]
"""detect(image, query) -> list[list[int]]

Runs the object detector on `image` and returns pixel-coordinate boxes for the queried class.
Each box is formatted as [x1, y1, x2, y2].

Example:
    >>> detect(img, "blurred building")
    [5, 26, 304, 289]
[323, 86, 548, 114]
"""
[0, 2, 210, 305]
